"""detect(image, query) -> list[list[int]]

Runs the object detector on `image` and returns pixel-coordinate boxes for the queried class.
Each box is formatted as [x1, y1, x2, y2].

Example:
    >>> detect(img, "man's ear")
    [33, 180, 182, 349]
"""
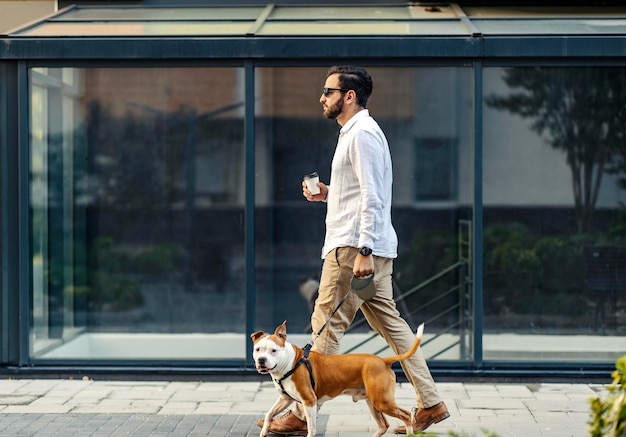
[345, 89, 357, 104]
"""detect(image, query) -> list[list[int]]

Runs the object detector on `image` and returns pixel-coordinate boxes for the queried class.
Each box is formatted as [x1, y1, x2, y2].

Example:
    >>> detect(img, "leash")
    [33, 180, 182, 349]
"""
[274, 290, 351, 403]
[310, 290, 350, 346]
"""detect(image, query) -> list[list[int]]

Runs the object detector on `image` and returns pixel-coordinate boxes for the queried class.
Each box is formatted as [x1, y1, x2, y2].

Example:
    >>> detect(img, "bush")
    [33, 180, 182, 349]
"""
[589, 355, 626, 437]
[134, 243, 183, 273]
[84, 237, 184, 311]
[483, 223, 589, 322]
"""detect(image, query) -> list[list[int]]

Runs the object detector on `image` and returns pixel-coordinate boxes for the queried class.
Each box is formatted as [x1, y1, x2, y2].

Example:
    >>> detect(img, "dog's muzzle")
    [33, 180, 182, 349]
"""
[255, 356, 275, 374]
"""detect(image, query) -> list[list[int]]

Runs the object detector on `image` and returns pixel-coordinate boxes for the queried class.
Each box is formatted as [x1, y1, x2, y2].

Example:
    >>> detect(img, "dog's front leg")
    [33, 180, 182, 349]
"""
[301, 403, 317, 437]
[259, 395, 294, 437]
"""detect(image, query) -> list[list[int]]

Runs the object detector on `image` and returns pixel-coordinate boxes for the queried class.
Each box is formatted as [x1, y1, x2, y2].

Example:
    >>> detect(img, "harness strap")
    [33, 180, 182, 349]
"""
[274, 344, 315, 403]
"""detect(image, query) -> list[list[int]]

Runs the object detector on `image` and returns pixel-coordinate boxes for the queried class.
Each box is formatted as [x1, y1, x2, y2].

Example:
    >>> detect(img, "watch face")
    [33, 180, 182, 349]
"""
[359, 247, 372, 256]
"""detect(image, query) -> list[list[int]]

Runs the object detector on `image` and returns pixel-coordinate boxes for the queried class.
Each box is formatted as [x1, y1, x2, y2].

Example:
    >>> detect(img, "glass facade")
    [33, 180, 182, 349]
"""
[29, 67, 247, 360]
[483, 66, 626, 362]
[26, 64, 475, 363]
[2, 3, 626, 374]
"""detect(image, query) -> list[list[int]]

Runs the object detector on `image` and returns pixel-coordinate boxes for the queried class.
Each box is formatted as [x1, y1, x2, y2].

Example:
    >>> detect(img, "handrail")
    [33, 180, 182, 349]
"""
[344, 261, 465, 333]
[343, 220, 473, 360]
[395, 261, 466, 303]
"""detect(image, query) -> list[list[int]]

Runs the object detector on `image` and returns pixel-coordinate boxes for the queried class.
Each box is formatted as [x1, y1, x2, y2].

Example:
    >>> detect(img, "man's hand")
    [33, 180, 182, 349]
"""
[302, 180, 328, 202]
[353, 252, 374, 277]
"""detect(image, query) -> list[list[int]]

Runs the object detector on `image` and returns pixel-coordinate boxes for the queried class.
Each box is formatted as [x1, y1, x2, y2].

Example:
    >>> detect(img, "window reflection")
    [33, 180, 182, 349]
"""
[29, 67, 246, 360]
[483, 67, 626, 361]
[255, 67, 474, 361]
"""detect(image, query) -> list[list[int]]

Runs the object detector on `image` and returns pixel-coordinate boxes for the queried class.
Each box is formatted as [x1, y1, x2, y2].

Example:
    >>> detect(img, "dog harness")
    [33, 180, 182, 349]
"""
[274, 342, 315, 403]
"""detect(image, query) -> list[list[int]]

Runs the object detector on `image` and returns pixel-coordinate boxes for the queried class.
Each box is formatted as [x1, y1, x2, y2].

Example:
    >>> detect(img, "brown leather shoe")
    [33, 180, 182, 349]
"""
[393, 401, 450, 434]
[255, 410, 308, 436]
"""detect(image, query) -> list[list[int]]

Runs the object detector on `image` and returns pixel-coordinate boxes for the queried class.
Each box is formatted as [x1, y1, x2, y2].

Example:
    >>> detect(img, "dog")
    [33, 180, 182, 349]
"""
[251, 321, 424, 437]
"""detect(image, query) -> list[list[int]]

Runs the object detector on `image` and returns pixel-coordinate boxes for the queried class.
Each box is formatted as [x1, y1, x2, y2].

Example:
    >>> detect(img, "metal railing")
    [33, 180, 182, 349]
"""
[345, 220, 473, 361]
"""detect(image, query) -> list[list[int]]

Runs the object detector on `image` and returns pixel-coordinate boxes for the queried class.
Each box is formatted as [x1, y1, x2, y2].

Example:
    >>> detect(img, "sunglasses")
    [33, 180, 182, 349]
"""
[322, 87, 348, 97]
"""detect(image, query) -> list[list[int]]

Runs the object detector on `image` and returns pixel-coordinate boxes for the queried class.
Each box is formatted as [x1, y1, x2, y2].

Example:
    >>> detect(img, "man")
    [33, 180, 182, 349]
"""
[260, 66, 449, 435]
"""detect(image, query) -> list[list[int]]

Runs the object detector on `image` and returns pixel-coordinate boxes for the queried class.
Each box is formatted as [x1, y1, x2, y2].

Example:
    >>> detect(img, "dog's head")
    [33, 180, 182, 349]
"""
[251, 321, 290, 375]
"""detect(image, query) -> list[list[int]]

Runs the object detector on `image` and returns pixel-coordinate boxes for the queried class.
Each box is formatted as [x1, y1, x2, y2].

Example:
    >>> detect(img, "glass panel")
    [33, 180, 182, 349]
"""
[19, 22, 253, 36]
[483, 66, 626, 362]
[17, 20, 469, 37]
[270, 4, 458, 20]
[55, 7, 264, 21]
[29, 67, 245, 361]
[255, 66, 474, 362]
[30, 73, 50, 351]
[465, 7, 626, 18]
[259, 21, 469, 36]
[473, 19, 626, 35]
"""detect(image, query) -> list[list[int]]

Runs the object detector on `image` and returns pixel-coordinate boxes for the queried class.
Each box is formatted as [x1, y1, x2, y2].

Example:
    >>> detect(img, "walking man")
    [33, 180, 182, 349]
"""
[259, 65, 449, 435]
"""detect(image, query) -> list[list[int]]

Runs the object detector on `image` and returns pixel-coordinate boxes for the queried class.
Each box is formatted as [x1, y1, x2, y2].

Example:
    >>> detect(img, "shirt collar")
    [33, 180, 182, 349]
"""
[340, 109, 369, 135]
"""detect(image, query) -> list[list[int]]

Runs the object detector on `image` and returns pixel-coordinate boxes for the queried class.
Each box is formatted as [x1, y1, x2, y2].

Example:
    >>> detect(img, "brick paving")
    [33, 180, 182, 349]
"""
[0, 378, 607, 436]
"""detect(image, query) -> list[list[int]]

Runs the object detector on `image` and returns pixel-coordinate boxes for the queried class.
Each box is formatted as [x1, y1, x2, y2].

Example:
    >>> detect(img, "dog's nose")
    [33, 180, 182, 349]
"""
[258, 357, 266, 365]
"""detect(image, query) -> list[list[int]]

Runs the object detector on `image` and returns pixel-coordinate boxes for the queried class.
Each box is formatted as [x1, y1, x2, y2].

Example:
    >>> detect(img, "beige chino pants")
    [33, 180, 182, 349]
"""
[309, 246, 441, 408]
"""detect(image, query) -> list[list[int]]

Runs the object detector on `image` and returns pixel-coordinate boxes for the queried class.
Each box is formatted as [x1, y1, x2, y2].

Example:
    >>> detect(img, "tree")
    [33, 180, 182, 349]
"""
[486, 67, 626, 233]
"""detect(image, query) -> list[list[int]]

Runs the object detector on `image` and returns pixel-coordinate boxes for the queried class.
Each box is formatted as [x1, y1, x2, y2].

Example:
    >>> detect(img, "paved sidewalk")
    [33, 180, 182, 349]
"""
[0, 378, 607, 436]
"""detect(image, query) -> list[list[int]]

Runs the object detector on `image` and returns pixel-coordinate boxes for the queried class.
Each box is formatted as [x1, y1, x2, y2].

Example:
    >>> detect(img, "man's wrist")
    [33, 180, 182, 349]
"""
[358, 247, 373, 256]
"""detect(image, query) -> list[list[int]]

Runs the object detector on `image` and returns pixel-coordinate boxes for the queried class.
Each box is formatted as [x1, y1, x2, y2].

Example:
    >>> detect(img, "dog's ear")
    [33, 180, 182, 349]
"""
[250, 330, 266, 343]
[274, 321, 287, 341]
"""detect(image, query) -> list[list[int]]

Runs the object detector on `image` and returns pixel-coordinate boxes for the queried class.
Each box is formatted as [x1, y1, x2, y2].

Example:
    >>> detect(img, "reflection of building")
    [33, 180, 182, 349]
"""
[2, 2, 626, 378]
[84, 68, 241, 117]
[0, 1, 56, 34]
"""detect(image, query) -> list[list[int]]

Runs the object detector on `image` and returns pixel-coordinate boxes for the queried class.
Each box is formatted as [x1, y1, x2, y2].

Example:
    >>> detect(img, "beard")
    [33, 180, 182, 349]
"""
[323, 98, 344, 119]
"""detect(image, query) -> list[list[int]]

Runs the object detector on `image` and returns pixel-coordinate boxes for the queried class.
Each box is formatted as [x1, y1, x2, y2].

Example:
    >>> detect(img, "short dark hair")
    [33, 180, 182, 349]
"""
[326, 66, 373, 108]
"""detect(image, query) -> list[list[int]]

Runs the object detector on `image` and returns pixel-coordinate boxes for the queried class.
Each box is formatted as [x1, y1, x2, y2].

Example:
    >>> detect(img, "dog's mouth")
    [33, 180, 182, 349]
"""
[255, 363, 276, 374]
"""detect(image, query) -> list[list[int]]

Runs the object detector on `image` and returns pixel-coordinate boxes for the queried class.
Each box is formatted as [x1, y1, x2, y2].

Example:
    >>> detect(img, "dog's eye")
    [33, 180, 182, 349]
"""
[271, 349, 277, 353]
[255, 347, 260, 352]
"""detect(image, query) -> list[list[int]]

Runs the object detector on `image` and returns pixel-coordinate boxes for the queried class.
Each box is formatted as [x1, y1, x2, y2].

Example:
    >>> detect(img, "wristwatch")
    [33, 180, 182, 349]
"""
[359, 246, 373, 256]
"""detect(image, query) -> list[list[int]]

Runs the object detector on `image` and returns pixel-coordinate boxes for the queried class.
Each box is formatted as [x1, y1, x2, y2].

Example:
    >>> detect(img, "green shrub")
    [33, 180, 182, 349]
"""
[483, 223, 589, 321]
[589, 355, 626, 437]
[134, 243, 183, 273]
[90, 271, 144, 311]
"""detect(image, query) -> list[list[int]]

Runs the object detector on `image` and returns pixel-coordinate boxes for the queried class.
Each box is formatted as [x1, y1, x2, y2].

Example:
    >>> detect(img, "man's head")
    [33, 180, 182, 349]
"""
[320, 66, 373, 123]
[326, 66, 373, 107]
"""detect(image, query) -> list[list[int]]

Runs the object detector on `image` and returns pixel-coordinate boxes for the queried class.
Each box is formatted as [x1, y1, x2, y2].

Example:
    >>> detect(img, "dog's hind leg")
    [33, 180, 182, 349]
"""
[364, 398, 389, 437]
[375, 402, 412, 437]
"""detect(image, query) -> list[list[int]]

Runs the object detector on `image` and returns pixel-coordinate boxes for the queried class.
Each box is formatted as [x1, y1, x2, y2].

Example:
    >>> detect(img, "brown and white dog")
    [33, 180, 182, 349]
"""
[251, 321, 424, 437]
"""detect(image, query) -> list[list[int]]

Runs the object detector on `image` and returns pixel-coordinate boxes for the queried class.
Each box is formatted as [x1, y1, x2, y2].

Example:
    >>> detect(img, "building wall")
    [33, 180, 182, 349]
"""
[0, 0, 56, 34]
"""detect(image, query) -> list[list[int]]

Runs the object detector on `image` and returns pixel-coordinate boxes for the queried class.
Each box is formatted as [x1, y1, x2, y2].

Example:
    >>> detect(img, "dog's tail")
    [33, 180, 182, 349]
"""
[382, 323, 424, 365]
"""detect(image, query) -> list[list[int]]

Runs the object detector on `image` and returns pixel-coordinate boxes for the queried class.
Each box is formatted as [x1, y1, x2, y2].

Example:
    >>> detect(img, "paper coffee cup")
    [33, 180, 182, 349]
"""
[304, 172, 320, 195]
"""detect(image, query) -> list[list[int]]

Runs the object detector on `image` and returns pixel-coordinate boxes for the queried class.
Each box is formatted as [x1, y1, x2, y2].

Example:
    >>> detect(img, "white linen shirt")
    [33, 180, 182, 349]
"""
[321, 109, 398, 259]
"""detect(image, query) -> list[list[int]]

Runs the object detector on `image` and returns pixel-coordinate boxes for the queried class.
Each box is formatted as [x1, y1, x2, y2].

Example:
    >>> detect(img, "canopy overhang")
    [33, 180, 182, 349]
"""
[2, 3, 626, 59]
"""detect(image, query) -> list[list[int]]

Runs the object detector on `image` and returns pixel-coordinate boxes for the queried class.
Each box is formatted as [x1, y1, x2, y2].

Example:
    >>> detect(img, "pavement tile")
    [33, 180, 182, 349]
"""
[525, 399, 589, 413]
[0, 395, 37, 405]
[496, 384, 534, 397]
[0, 380, 611, 436]
[458, 398, 527, 410]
